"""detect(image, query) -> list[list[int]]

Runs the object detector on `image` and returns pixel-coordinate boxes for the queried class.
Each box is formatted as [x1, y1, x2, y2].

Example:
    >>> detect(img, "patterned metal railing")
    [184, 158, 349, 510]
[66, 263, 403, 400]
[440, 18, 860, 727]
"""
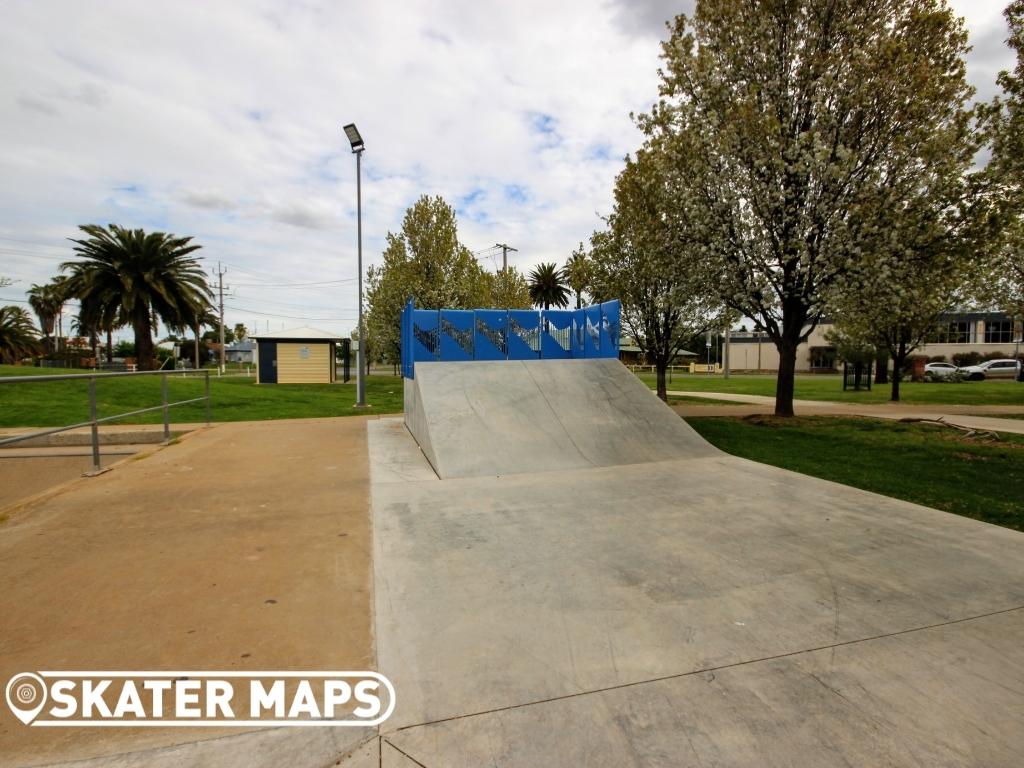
[400, 299, 620, 378]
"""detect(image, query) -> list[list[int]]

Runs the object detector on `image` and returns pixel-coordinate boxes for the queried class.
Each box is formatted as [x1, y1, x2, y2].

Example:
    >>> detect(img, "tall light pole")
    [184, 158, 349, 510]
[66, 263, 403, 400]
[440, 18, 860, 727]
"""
[343, 123, 367, 407]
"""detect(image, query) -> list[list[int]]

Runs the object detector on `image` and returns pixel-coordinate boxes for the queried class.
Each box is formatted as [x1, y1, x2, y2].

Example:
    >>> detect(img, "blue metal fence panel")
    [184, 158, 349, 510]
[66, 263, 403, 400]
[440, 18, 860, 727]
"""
[599, 300, 620, 357]
[584, 306, 602, 357]
[400, 300, 621, 377]
[474, 310, 508, 360]
[412, 309, 440, 362]
[508, 310, 541, 359]
[541, 310, 572, 359]
[439, 310, 475, 361]
[571, 308, 586, 359]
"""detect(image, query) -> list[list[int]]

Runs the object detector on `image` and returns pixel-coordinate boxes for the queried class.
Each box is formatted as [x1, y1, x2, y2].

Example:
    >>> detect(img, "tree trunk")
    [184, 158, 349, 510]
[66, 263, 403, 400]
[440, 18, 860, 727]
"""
[853, 361, 864, 391]
[874, 352, 889, 384]
[134, 310, 155, 371]
[655, 359, 668, 402]
[775, 340, 798, 416]
[106, 329, 113, 366]
[890, 343, 907, 402]
[194, 322, 201, 370]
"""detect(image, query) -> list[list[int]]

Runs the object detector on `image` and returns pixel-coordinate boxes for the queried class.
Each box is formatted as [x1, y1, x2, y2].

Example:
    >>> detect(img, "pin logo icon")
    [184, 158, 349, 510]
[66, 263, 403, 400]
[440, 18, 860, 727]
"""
[6, 673, 47, 725]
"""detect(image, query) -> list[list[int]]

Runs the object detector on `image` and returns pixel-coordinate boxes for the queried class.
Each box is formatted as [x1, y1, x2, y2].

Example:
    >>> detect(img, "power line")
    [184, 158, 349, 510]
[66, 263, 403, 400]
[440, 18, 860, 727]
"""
[223, 303, 355, 322]
[0, 295, 81, 306]
[0, 236, 69, 252]
[232, 292, 358, 311]
[0, 248, 68, 261]
[231, 277, 357, 287]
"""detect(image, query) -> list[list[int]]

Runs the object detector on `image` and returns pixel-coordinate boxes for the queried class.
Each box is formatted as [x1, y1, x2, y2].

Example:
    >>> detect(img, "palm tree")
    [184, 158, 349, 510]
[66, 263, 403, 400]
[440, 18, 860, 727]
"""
[0, 306, 41, 363]
[527, 262, 570, 310]
[62, 225, 213, 370]
[63, 259, 127, 366]
[27, 280, 68, 354]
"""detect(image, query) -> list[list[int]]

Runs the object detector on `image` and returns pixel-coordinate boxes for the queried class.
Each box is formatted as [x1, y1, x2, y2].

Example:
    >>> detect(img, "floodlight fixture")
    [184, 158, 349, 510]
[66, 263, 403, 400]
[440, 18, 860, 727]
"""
[343, 123, 364, 153]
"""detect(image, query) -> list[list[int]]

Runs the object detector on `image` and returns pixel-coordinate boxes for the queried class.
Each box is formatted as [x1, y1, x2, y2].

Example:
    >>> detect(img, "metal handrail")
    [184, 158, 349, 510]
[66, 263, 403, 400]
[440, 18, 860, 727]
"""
[0, 369, 211, 473]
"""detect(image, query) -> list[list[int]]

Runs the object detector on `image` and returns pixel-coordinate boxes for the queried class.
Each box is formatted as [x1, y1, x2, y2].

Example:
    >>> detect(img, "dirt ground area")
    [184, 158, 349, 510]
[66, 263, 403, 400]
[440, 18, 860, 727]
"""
[0, 417, 373, 766]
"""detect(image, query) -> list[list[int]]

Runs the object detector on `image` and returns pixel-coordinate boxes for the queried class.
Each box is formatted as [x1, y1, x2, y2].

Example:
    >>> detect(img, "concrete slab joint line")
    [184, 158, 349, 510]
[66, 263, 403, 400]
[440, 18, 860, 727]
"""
[388, 604, 1024, 734]
[382, 738, 430, 768]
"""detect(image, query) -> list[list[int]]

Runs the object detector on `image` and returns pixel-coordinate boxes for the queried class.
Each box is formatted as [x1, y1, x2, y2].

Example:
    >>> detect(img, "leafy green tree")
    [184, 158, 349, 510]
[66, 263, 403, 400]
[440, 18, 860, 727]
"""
[527, 262, 569, 310]
[233, 323, 248, 341]
[484, 266, 532, 309]
[648, 0, 980, 415]
[113, 340, 136, 358]
[62, 225, 213, 370]
[365, 195, 489, 362]
[0, 306, 41, 363]
[590, 148, 718, 401]
[564, 244, 593, 309]
[27, 279, 68, 354]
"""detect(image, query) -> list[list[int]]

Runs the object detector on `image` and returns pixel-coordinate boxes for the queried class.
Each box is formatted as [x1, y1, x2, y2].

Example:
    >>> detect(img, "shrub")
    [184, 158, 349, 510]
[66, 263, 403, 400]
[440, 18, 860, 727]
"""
[952, 351, 983, 367]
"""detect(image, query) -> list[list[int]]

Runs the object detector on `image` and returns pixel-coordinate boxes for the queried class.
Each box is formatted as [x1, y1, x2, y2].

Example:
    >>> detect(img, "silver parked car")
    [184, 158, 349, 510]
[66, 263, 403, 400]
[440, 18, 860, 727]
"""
[959, 359, 1021, 381]
[923, 361, 960, 380]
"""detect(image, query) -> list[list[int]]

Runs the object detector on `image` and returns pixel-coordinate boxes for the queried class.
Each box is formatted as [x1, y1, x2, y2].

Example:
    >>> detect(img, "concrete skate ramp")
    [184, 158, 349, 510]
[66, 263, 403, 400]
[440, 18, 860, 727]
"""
[404, 358, 716, 478]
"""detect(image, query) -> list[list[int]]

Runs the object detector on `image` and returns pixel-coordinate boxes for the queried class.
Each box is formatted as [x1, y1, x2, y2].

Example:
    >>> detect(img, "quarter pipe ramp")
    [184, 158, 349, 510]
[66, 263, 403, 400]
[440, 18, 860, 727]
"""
[403, 358, 717, 479]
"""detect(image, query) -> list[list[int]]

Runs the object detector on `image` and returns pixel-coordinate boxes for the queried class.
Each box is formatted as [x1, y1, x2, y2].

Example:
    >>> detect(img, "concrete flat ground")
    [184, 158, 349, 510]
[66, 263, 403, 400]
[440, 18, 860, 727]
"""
[0, 418, 375, 767]
[369, 417, 1024, 765]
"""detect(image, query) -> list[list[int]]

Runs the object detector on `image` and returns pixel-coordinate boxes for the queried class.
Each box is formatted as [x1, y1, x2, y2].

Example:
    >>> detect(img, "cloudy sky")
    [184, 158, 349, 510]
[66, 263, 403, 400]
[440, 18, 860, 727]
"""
[0, 0, 1016, 339]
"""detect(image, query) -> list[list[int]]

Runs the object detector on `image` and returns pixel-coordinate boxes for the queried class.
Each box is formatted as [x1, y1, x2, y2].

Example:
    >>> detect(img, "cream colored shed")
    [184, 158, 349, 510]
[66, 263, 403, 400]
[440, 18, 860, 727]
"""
[251, 327, 342, 384]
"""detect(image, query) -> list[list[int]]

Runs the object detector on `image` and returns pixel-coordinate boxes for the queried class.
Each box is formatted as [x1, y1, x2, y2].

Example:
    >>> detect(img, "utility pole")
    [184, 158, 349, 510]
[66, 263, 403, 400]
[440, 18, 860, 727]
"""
[217, 262, 226, 375]
[495, 243, 517, 273]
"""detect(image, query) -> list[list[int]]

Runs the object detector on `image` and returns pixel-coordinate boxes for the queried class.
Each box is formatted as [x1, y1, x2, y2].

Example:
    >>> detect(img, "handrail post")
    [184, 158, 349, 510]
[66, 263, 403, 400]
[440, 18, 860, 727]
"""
[204, 370, 211, 427]
[161, 373, 170, 442]
[88, 377, 101, 472]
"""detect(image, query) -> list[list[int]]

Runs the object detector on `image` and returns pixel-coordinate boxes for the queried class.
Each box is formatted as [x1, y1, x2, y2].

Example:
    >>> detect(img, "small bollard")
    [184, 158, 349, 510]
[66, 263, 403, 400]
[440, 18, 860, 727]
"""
[162, 373, 170, 442]
[88, 377, 101, 472]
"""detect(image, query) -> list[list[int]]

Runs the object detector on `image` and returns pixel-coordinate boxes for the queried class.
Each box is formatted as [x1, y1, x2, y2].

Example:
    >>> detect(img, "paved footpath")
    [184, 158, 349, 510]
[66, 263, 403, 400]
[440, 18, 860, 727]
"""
[0, 417, 376, 768]
[667, 390, 1024, 434]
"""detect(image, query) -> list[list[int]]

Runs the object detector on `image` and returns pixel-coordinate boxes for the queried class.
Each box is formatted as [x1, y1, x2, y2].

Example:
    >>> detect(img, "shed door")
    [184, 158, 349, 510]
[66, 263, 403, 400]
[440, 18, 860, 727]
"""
[258, 341, 277, 383]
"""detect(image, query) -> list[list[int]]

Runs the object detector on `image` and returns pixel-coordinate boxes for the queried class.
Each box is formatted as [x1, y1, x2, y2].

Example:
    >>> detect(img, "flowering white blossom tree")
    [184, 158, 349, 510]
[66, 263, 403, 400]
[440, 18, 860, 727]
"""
[646, 0, 980, 415]
[982, 1, 1024, 322]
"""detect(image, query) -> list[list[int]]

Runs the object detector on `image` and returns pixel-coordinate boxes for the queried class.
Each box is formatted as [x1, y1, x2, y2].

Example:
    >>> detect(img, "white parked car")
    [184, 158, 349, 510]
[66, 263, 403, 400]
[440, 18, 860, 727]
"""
[923, 361, 960, 380]
[959, 359, 1021, 381]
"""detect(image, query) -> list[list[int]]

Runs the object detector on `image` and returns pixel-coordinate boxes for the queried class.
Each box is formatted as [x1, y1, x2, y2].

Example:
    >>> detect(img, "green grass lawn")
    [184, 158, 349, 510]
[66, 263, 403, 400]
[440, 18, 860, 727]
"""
[0, 366, 404, 426]
[688, 415, 1024, 531]
[637, 371, 1024, 405]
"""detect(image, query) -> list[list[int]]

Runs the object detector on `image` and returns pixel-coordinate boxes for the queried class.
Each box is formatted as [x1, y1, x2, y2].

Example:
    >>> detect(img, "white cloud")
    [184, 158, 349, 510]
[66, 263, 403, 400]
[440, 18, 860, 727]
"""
[0, 0, 1015, 337]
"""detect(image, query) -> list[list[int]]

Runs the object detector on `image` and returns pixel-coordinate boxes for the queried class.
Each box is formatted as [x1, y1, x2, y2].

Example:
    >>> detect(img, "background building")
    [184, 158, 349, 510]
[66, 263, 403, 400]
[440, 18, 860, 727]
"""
[727, 313, 1021, 373]
[251, 327, 342, 384]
